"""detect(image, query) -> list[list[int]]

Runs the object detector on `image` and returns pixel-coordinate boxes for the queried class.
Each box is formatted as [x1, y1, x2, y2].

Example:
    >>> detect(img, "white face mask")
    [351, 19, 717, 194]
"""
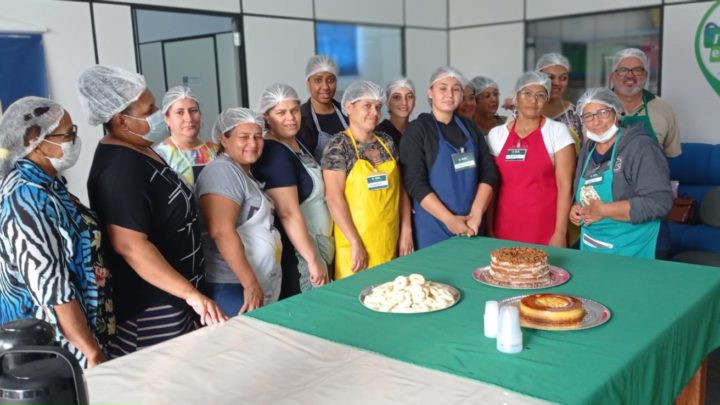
[43, 137, 82, 172]
[586, 123, 618, 144]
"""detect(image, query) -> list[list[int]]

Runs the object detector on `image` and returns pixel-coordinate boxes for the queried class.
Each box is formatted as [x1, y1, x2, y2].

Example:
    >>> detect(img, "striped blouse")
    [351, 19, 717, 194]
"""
[0, 159, 114, 366]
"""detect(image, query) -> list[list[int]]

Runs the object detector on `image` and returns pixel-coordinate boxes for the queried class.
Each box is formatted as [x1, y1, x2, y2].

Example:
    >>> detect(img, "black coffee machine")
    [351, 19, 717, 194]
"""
[0, 319, 88, 404]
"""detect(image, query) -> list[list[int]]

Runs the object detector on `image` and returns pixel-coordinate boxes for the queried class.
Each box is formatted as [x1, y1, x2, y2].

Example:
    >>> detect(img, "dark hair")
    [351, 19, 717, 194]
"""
[103, 105, 133, 135]
[216, 131, 232, 154]
[23, 125, 41, 147]
[23, 106, 50, 122]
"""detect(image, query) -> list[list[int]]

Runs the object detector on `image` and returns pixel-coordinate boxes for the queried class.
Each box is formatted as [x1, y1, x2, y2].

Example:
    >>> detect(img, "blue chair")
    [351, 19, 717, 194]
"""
[667, 143, 720, 256]
[673, 187, 720, 266]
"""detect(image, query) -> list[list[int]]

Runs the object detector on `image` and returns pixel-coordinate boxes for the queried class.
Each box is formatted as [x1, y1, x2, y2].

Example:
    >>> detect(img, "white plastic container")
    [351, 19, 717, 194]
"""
[496, 306, 523, 354]
[484, 300, 499, 338]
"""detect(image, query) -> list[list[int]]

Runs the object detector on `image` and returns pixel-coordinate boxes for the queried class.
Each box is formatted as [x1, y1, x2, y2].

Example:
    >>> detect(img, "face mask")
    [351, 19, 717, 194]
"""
[124, 110, 169, 143]
[43, 137, 82, 172]
[586, 123, 618, 143]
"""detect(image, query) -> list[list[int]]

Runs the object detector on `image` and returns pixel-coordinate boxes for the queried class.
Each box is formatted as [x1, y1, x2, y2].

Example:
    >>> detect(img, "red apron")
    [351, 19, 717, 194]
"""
[494, 119, 557, 244]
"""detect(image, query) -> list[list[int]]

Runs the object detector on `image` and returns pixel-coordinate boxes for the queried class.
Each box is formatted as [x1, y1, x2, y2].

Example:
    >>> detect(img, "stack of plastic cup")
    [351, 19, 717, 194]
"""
[496, 306, 523, 354]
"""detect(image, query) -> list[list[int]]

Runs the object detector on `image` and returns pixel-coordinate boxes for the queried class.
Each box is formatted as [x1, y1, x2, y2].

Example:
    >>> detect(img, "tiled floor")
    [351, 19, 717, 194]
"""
[706, 348, 720, 404]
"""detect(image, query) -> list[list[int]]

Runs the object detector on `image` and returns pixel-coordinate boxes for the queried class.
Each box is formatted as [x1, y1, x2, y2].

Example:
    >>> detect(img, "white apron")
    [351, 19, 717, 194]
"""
[282, 141, 334, 290]
[235, 175, 282, 304]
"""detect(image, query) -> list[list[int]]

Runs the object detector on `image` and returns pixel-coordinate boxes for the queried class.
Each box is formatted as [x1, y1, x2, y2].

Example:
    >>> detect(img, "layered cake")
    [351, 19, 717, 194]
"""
[488, 247, 551, 288]
[519, 293, 586, 326]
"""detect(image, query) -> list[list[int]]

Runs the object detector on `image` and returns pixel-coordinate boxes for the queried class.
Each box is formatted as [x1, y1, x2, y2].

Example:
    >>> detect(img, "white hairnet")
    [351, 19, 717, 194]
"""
[340, 80, 386, 115]
[612, 48, 649, 72]
[0, 96, 64, 178]
[576, 87, 625, 118]
[76, 65, 146, 126]
[162, 86, 199, 114]
[470, 76, 499, 94]
[305, 55, 339, 81]
[535, 53, 571, 71]
[211, 107, 265, 143]
[386, 78, 415, 98]
[257, 83, 300, 114]
[515, 71, 551, 95]
[429, 66, 467, 87]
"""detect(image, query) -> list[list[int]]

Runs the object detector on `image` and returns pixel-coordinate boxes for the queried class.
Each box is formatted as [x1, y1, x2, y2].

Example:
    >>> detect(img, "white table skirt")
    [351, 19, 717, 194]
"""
[86, 316, 548, 404]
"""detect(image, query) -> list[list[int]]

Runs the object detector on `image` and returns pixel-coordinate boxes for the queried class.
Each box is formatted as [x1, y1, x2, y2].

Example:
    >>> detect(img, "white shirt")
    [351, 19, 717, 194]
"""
[487, 118, 575, 165]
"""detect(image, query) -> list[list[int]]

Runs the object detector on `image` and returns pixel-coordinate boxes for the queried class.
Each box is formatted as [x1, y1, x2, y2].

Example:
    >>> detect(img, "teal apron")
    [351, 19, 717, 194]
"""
[577, 130, 660, 258]
[620, 89, 670, 256]
[621, 89, 658, 142]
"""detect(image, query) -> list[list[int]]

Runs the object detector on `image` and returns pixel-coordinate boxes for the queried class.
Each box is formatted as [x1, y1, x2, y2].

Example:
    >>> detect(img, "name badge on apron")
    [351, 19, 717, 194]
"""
[451, 150, 476, 172]
[584, 174, 603, 186]
[367, 173, 389, 191]
[505, 148, 527, 161]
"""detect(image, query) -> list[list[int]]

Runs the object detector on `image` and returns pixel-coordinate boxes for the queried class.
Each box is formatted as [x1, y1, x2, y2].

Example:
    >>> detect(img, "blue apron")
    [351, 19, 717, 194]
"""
[413, 116, 479, 249]
[577, 130, 659, 258]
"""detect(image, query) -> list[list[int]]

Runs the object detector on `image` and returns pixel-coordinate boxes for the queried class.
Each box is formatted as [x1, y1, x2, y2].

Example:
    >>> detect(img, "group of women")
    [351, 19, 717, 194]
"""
[0, 49, 672, 367]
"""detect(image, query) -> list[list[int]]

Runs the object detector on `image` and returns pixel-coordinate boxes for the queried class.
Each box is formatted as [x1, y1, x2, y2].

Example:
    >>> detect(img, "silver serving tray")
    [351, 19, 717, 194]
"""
[499, 294, 611, 331]
[359, 281, 461, 314]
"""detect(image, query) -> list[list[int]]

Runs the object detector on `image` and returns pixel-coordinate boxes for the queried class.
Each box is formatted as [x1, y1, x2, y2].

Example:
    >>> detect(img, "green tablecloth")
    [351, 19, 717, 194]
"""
[248, 237, 720, 404]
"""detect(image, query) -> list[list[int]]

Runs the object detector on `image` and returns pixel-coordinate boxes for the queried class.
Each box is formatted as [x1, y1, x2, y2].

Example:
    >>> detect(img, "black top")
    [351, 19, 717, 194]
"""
[87, 143, 202, 323]
[297, 98, 347, 156]
[253, 139, 314, 203]
[399, 112, 499, 203]
[252, 139, 317, 299]
[376, 119, 403, 149]
[591, 148, 612, 165]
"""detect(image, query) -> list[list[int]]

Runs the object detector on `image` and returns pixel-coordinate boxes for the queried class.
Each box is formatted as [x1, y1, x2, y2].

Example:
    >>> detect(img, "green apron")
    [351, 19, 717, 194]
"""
[621, 89, 658, 142]
[577, 129, 660, 258]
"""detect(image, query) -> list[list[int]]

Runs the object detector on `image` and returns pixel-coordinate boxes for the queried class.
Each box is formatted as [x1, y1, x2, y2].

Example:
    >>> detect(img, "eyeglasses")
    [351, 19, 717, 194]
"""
[518, 90, 548, 102]
[47, 125, 78, 145]
[614, 67, 646, 76]
[581, 108, 614, 123]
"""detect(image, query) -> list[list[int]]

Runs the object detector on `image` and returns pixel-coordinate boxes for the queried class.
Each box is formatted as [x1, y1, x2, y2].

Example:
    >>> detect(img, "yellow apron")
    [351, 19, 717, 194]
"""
[334, 131, 400, 279]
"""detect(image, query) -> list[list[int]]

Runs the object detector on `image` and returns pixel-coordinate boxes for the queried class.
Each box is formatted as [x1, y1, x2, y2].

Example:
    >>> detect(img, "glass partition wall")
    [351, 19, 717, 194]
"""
[134, 9, 245, 138]
[526, 8, 662, 103]
[316, 22, 403, 109]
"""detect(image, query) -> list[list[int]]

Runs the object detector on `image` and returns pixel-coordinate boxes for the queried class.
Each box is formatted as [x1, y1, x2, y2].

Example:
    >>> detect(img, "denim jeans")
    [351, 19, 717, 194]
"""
[204, 282, 244, 316]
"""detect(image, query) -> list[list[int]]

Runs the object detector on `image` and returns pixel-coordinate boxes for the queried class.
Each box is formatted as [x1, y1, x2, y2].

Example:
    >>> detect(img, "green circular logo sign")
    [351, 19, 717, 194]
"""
[696, 2, 720, 96]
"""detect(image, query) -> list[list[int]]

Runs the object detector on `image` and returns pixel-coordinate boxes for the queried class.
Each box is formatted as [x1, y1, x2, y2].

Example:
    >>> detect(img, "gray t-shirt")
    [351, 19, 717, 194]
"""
[195, 154, 265, 283]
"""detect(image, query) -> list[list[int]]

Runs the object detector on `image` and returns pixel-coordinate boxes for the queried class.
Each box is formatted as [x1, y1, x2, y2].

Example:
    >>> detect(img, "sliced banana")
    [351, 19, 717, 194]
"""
[363, 273, 455, 313]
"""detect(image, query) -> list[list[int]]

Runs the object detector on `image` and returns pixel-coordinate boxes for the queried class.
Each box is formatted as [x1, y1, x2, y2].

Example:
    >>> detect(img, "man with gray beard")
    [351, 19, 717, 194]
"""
[610, 48, 681, 158]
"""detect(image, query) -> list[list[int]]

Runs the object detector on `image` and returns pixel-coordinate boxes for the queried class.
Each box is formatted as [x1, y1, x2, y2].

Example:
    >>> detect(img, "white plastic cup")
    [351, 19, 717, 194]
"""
[484, 301, 499, 338]
[496, 306, 523, 354]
